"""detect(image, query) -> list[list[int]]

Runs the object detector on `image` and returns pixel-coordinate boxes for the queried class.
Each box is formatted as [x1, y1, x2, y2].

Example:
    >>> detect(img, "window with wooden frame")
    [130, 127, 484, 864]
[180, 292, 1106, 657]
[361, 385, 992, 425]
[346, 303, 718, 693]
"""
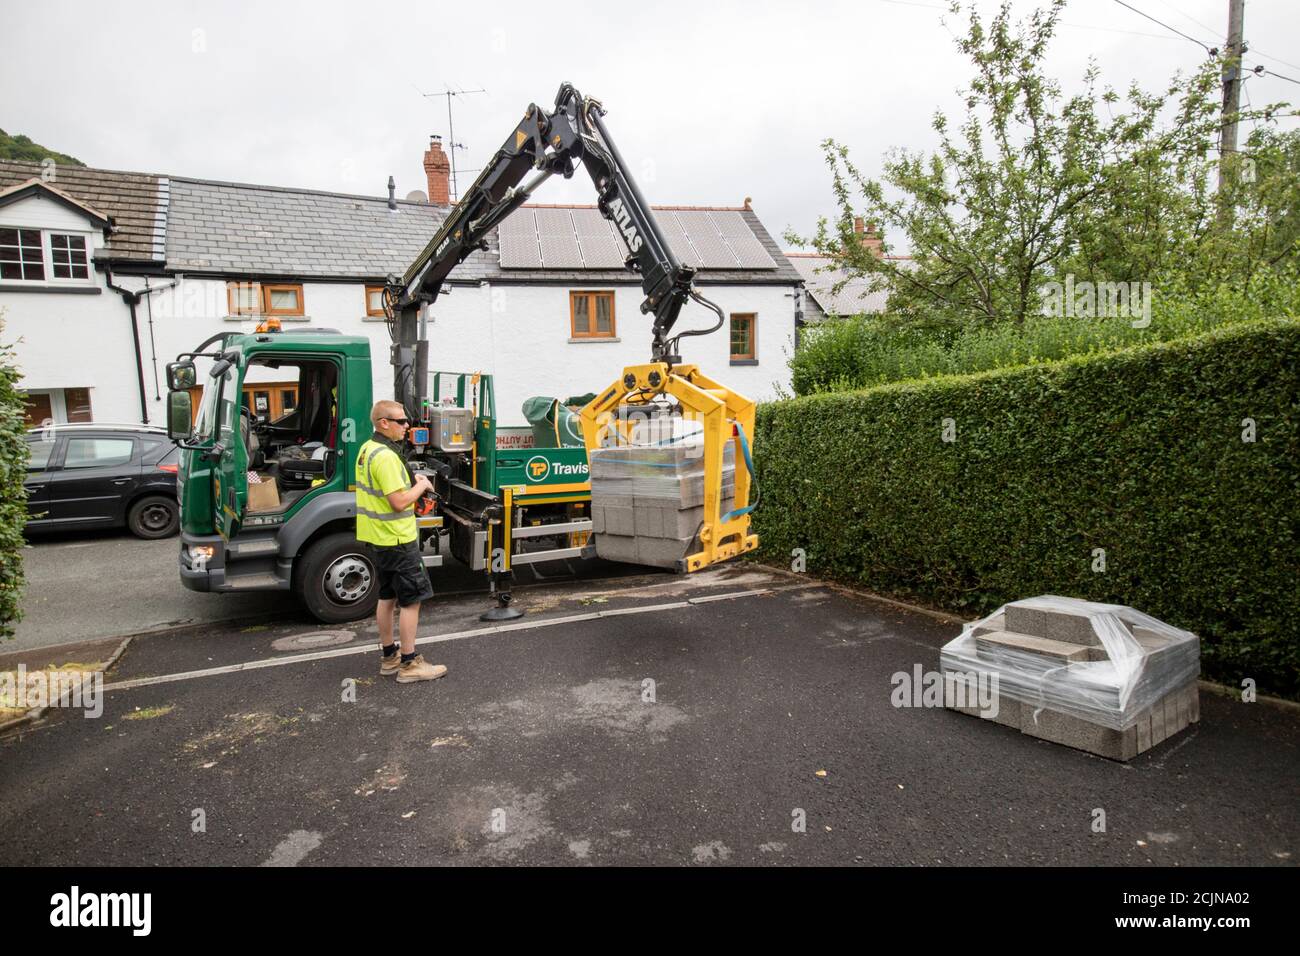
[227, 281, 262, 315]
[262, 283, 304, 316]
[570, 290, 616, 338]
[226, 281, 306, 316]
[365, 285, 387, 317]
[730, 313, 756, 360]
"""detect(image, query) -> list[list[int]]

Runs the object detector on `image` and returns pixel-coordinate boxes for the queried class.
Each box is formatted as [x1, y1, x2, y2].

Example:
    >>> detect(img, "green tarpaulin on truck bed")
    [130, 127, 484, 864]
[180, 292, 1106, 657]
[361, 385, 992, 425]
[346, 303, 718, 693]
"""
[522, 396, 586, 448]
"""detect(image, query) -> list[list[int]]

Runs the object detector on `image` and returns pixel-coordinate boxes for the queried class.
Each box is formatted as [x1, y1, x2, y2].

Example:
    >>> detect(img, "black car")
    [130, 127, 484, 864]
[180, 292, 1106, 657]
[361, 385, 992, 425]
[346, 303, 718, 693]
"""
[24, 423, 180, 539]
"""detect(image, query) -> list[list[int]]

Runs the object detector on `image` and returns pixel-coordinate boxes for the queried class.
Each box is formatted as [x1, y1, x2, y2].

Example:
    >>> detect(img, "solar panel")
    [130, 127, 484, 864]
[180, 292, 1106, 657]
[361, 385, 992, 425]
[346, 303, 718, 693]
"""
[675, 210, 741, 268]
[533, 208, 583, 268]
[498, 209, 536, 237]
[534, 207, 574, 235]
[494, 205, 774, 271]
[712, 211, 776, 268]
[656, 212, 704, 268]
[571, 208, 626, 267]
[711, 210, 751, 238]
[498, 232, 542, 268]
[539, 233, 584, 268]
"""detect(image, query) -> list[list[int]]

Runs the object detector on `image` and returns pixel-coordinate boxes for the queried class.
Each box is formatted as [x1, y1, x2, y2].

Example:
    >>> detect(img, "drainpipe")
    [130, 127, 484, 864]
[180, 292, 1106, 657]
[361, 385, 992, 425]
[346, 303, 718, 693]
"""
[792, 286, 805, 349]
[104, 268, 179, 425]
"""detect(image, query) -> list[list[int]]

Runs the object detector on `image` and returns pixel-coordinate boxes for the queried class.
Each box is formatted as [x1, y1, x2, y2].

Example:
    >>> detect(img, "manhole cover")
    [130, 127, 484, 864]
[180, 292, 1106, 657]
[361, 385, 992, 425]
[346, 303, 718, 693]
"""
[271, 631, 356, 652]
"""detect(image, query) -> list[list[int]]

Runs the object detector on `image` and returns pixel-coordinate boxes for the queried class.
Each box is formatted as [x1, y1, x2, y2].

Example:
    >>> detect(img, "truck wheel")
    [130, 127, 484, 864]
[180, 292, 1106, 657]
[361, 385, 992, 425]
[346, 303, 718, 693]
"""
[296, 532, 379, 624]
[127, 495, 179, 539]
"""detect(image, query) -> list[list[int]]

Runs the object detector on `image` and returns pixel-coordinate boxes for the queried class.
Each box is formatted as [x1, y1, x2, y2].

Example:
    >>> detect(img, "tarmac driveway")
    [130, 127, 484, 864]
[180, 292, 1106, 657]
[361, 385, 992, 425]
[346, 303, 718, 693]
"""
[1, 565, 1296, 866]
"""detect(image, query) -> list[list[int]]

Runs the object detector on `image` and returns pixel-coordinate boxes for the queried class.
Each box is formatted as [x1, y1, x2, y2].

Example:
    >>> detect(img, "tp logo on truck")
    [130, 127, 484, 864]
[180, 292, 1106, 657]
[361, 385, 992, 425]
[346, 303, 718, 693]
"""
[527, 456, 550, 482]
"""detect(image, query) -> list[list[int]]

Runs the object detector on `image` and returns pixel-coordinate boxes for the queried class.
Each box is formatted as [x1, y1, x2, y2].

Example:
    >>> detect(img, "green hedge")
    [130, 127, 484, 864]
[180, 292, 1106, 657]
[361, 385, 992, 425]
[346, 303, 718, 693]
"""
[0, 318, 29, 639]
[755, 318, 1300, 698]
[790, 271, 1300, 395]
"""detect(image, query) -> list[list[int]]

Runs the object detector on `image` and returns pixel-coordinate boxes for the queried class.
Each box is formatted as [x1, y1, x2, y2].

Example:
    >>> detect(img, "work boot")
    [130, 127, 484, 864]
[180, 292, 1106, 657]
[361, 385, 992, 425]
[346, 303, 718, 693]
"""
[396, 654, 448, 684]
[379, 649, 401, 677]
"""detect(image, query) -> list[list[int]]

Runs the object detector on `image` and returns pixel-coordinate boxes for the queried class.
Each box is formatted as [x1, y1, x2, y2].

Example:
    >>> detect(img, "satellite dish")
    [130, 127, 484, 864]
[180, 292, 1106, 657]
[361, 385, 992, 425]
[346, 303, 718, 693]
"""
[406, 190, 428, 203]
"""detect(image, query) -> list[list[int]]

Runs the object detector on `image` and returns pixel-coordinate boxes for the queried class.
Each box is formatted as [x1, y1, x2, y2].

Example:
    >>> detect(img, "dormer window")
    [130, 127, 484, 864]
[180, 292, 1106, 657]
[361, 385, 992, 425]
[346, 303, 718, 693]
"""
[0, 228, 45, 281]
[0, 228, 94, 283]
[50, 234, 89, 279]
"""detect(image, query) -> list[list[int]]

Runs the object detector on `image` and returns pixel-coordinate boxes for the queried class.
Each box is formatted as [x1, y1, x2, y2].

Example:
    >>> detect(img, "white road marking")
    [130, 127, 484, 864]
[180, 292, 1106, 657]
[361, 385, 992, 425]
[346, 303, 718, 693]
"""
[100, 584, 815, 694]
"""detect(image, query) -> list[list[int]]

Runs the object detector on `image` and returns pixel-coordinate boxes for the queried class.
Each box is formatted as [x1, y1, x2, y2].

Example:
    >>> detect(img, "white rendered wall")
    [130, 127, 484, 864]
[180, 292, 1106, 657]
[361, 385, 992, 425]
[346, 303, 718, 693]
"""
[0, 192, 141, 423]
[439, 281, 797, 426]
[4, 233, 797, 428]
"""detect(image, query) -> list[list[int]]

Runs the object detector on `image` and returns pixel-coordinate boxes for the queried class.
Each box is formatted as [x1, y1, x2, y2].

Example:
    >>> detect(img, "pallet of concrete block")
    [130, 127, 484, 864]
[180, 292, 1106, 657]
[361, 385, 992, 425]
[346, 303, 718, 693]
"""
[589, 439, 735, 570]
[939, 595, 1200, 761]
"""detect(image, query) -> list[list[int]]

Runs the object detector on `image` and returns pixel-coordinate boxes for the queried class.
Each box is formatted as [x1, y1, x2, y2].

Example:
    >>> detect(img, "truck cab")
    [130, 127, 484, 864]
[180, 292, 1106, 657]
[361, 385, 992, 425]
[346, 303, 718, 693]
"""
[170, 329, 378, 621]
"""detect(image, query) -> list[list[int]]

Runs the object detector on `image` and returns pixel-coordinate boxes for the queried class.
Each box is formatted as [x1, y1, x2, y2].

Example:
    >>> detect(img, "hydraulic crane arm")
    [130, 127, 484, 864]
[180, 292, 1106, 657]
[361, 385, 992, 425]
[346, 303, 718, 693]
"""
[387, 83, 720, 418]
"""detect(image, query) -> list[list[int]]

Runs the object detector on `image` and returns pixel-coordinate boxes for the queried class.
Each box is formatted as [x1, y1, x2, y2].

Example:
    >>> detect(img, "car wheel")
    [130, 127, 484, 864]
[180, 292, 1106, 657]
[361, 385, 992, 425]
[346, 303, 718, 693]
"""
[127, 495, 179, 539]
[296, 532, 379, 624]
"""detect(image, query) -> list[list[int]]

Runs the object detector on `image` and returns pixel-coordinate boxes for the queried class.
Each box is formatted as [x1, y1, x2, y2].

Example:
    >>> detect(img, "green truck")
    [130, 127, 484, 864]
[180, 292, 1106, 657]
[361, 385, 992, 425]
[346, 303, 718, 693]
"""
[167, 330, 594, 623]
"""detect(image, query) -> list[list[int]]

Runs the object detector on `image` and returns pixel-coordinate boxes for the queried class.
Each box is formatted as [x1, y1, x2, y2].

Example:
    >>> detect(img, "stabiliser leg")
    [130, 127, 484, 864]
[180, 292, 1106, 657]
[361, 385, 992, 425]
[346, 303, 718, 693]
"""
[480, 570, 522, 621]
[579, 363, 759, 573]
[480, 487, 523, 621]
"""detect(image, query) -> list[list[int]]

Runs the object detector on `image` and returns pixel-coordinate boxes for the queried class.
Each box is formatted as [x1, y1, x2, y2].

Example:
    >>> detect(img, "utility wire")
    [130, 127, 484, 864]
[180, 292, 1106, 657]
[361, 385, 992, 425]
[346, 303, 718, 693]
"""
[1113, 0, 1300, 86]
[1110, 0, 1214, 53]
[1150, 0, 1300, 73]
[1249, 48, 1300, 73]
[1150, 0, 1220, 43]
[1250, 65, 1300, 87]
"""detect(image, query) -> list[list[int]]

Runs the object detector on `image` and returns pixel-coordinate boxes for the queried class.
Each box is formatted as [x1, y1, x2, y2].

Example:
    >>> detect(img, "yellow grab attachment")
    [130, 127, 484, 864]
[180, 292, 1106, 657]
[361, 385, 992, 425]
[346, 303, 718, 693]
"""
[579, 363, 759, 572]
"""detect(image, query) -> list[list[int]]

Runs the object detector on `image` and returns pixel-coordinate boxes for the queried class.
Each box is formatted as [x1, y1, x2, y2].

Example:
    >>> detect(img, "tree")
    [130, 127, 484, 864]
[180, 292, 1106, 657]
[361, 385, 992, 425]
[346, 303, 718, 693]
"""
[794, 0, 1289, 329]
[0, 312, 29, 639]
[0, 128, 84, 167]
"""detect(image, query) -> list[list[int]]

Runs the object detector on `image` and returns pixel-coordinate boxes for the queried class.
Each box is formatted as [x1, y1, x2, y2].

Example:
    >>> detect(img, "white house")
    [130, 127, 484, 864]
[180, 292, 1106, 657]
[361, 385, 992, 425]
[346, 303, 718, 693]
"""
[0, 141, 804, 430]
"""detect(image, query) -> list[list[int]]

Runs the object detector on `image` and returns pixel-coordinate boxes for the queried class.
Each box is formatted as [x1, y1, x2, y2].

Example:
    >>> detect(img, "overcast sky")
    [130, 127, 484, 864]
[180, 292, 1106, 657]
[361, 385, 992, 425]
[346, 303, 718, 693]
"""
[3, 0, 1297, 250]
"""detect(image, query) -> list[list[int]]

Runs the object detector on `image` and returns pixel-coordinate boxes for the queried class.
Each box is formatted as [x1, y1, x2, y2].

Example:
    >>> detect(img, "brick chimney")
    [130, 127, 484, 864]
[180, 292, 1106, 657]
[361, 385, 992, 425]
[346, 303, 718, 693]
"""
[423, 135, 451, 206]
[854, 217, 884, 258]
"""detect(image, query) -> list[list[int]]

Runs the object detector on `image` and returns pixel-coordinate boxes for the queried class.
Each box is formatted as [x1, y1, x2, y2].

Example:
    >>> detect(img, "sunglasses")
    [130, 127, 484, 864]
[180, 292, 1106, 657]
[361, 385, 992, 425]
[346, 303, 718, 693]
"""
[383, 417, 410, 426]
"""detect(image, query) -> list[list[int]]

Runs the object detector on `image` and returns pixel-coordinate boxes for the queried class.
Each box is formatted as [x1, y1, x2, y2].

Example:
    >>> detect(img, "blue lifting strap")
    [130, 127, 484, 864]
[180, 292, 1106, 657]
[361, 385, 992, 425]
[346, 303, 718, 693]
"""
[720, 422, 756, 523]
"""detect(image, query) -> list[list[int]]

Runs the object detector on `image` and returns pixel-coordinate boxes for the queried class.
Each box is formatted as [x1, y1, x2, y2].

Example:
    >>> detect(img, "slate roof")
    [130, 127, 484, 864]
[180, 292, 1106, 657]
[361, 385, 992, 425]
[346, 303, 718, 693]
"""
[1, 158, 800, 285]
[0, 160, 166, 262]
[788, 252, 902, 316]
[164, 177, 800, 285]
[163, 177, 492, 281]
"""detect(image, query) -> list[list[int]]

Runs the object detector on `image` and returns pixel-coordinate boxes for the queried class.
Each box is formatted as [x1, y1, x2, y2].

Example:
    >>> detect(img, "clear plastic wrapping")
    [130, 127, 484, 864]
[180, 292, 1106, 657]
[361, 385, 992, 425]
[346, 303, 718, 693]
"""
[939, 595, 1200, 730]
[589, 440, 735, 504]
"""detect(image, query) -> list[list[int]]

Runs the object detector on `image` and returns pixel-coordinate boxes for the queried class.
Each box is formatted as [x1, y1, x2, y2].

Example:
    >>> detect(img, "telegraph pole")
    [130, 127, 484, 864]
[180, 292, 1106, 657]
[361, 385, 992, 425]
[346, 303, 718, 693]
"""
[1218, 0, 1245, 195]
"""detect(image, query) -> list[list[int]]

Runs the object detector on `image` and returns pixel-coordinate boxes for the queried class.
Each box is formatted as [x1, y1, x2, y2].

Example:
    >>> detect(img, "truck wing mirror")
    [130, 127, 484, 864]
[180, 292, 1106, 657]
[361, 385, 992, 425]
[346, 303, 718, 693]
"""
[167, 390, 193, 441]
[166, 360, 197, 391]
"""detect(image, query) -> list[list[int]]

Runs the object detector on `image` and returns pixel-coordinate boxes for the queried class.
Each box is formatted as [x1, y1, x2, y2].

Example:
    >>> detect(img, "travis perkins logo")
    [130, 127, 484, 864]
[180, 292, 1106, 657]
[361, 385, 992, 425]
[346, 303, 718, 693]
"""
[525, 456, 589, 483]
[50, 886, 151, 936]
[606, 197, 643, 253]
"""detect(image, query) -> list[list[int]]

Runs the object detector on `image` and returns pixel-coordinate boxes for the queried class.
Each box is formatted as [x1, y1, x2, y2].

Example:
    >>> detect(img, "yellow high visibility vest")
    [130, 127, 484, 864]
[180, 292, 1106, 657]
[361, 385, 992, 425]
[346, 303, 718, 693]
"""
[354, 438, 417, 546]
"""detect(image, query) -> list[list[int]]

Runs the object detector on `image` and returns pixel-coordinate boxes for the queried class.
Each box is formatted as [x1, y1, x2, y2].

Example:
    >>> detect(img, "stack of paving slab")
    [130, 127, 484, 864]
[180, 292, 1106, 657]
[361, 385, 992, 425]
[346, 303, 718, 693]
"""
[589, 425, 735, 570]
[940, 595, 1200, 761]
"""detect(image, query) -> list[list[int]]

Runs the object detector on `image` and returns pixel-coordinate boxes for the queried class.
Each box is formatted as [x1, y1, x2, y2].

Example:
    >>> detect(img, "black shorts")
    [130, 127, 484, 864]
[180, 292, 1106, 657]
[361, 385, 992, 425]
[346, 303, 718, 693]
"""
[372, 541, 434, 607]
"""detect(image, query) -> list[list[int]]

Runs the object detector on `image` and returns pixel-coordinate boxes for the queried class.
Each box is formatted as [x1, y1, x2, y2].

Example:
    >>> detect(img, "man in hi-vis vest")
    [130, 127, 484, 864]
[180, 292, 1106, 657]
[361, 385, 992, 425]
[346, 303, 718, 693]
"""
[355, 400, 447, 683]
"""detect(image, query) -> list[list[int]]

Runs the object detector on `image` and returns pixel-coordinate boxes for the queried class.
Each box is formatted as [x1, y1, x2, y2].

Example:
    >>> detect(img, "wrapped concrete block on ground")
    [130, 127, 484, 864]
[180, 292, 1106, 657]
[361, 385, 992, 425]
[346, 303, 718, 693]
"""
[589, 439, 735, 570]
[940, 595, 1200, 761]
